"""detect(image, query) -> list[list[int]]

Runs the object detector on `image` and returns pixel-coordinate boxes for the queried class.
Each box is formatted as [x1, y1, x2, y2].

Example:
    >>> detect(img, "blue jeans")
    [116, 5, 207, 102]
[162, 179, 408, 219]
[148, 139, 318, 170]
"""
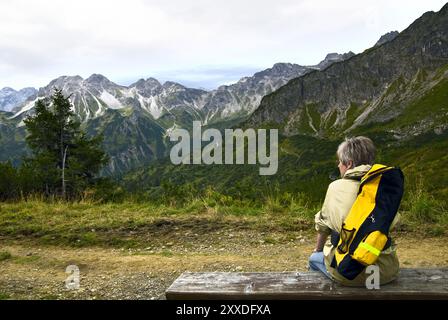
[308, 251, 331, 279]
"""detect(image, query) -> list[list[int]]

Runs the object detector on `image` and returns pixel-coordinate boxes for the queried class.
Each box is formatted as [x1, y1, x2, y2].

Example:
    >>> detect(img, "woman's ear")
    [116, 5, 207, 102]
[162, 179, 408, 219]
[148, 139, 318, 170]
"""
[347, 160, 354, 169]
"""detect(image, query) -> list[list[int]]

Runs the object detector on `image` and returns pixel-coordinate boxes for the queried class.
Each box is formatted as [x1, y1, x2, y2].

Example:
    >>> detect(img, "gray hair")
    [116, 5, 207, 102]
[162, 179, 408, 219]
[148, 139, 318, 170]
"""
[336, 136, 375, 167]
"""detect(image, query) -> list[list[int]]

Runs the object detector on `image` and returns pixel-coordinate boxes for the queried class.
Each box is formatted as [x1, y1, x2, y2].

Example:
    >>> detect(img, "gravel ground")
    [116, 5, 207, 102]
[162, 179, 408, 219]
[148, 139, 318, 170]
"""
[1, 230, 447, 300]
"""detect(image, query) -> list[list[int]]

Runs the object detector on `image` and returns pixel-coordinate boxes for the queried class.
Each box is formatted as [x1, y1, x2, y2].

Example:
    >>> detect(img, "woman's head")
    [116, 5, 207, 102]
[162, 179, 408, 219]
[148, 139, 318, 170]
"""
[336, 136, 375, 177]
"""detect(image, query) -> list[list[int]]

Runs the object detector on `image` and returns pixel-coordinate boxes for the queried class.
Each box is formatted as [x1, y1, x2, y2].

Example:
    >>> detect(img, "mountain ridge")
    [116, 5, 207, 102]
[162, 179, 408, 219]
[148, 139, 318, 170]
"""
[246, 4, 448, 139]
[120, 4, 448, 204]
[9, 51, 356, 125]
[3, 53, 354, 174]
[0, 25, 422, 175]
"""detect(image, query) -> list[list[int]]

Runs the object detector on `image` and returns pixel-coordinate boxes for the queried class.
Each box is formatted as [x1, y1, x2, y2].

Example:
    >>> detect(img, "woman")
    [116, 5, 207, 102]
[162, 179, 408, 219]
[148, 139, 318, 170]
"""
[309, 136, 400, 286]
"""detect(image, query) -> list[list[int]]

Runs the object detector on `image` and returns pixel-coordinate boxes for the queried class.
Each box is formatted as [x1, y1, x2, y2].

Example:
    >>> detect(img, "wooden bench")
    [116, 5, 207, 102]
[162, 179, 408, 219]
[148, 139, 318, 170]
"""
[165, 268, 448, 300]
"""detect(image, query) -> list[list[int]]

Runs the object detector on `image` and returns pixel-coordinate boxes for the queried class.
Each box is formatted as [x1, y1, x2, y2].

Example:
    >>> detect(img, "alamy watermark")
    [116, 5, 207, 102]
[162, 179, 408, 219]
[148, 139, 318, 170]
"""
[365, 265, 380, 290]
[65, 264, 80, 290]
[169, 121, 278, 175]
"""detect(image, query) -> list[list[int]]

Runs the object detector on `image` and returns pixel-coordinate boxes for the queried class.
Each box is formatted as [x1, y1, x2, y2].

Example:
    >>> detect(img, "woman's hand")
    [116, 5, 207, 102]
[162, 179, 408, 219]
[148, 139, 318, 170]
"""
[313, 232, 328, 253]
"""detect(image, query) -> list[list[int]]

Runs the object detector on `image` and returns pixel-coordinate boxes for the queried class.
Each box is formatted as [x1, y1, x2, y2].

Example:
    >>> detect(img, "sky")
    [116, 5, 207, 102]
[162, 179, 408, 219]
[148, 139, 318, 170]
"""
[1, 0, 447, 90]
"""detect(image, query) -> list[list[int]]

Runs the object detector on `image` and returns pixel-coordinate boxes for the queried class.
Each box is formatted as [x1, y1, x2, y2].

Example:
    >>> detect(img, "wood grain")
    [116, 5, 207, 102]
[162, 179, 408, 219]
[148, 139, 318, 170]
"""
[165, 269, 448, 300]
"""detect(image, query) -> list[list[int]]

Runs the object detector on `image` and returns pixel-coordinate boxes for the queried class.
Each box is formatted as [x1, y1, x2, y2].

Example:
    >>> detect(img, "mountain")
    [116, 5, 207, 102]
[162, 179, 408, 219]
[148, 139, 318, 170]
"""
[6, 68, 279, 127]
[12, 74, 129, 122]
[309, 52, 355, 70]
[123, 4, 448, 205]
[199, 63, 311, 124]
[246, 4, 448, 139]
[10, 53, 354, 126]
[86, 108, 167, 175]
[9, 64, 311, 126]
[2, 4, 448, 205]
[0, 111, 26, 165]
[4, 0, 448, 182]
[0, 87, 37, 112]
[128, 78, 206, 121]
[375, 31, 399, 47]
[199, 55, 355, 124]
[4, 52, 354, 175]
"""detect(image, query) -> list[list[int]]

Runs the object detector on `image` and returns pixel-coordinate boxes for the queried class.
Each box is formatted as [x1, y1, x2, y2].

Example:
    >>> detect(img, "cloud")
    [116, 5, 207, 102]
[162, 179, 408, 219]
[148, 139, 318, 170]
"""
[0, 0, 446, 89]
[149, 65, 263, 90]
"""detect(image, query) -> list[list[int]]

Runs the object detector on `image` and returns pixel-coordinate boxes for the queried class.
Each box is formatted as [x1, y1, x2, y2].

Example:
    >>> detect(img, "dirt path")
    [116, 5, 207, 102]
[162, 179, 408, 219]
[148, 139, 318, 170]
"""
[1, 231, 447, 300]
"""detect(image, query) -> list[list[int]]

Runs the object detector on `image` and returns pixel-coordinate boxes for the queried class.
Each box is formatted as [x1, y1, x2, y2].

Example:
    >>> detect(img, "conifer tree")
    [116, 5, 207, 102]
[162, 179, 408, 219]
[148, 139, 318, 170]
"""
[24, 89, 108, 198]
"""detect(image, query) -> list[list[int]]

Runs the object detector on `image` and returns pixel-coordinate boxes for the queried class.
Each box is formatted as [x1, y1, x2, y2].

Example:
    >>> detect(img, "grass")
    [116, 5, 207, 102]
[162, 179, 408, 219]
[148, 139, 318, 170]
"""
[0, 292, 10, 300]
[0, 197, 316, 248]
[398, 173, 448, 235]
[2, 125, 448, 248]
[342, 102, 364, 131]
[295, 106, 317, 135]
[0, 250, 12, 261]
[160, 250, 174, 257]
[0, 181, 446, 250]
[2, 131, 447, 246]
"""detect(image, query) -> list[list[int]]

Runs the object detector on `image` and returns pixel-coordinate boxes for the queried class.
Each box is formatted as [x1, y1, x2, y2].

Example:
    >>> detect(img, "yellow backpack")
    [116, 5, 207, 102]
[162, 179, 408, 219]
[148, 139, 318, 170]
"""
[331, 164, 404, 280]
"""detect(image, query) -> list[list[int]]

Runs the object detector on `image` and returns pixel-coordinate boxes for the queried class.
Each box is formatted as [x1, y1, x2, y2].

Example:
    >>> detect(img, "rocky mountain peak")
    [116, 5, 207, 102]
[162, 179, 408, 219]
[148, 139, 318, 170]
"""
[19, 87, 37, 95]
[271, 62, 295, 70]
[0, 87, 37, 112]
[46, 75, 83, 88]
[162, 81, 185, 90]
[1, 87, 16, 94]
[374, 31, 399, 47]
[85, 74, 114, 86]
[314, 51, 355, 69]
[128, 78, 163, 98]
[130, 78, 162, 90]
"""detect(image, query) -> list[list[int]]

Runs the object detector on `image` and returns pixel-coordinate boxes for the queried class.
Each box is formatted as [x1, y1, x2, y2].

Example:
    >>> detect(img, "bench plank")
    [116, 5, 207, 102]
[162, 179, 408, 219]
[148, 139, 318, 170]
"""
[165, 269, 448, 300]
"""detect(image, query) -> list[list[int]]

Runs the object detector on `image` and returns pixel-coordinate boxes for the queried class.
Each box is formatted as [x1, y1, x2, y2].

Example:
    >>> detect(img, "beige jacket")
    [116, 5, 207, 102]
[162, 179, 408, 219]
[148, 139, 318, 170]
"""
[314, 165, 400, 286]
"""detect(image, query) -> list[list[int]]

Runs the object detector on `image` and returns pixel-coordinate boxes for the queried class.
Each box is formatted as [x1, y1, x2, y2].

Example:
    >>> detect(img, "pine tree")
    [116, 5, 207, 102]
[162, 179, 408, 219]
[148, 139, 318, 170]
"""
[0, 162, 19, 200]
[23, 89, 108, 198]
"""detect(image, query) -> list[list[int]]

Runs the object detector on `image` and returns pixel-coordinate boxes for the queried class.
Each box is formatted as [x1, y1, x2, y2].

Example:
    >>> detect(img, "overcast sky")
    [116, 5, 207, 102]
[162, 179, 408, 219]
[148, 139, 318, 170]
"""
[1, 0, 447, 90]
